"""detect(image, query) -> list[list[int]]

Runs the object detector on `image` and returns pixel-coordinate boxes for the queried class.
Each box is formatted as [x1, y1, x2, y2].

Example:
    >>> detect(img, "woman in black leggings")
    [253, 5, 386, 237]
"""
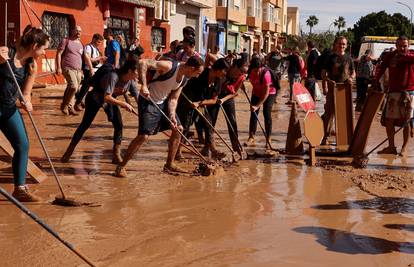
[61, 60, 139, 164]
[245, 57, 278, 150]
[0, 26, 49, 202]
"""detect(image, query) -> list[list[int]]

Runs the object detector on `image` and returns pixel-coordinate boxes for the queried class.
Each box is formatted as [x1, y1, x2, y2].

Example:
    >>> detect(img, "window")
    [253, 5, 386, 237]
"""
[269, 5, 274, 23]
[151, 27, 166, 52]
[217, 0, 225, 6]
[108, 17, 132, 46]
[42, 12, 71, 49]
[255, 0, 261, 17]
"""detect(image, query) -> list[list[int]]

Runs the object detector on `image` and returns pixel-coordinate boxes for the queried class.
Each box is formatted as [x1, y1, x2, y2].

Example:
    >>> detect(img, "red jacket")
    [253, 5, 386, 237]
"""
[374, 50, 414, 92]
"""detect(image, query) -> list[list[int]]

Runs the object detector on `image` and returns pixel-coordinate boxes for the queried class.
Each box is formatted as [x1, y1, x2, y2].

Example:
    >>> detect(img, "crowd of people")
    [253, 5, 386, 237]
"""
[1, 23, 413, 202]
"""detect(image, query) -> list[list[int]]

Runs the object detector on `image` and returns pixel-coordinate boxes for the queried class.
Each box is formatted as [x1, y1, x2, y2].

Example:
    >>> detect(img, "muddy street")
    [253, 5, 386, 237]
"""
[1, 83, 414, 266]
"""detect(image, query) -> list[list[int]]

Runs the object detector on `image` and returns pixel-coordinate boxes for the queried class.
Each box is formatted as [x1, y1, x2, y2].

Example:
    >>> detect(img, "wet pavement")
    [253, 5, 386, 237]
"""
[0, 83, 414, 266]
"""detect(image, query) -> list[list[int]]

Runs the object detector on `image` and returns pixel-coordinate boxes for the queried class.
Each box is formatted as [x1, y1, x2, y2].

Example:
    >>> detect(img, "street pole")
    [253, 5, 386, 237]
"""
[397, 1, 413, 40]
[225, 0, 229, 53]
[5, 1, 7, 46]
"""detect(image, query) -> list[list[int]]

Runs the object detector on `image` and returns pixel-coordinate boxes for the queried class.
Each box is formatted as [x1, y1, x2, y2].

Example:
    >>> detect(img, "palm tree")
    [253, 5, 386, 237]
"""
[334, 16, 346, 33]
[306, 15, 319, 34]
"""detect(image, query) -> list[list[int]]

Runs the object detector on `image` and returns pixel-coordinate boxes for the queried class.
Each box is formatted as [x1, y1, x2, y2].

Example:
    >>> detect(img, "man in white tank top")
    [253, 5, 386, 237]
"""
[115, 56, 204, 177]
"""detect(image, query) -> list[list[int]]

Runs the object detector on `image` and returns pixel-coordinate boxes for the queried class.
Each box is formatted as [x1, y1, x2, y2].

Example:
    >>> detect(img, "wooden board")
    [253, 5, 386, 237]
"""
[334, 83, 354, 146]
[304, 111, 324, 147]
[349, 91, 385, 156]
[0, 133, 47, 183]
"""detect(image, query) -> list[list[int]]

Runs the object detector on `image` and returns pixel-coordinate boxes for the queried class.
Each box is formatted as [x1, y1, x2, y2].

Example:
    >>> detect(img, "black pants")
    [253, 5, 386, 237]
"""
[305, 77, 316, 101]
[219, 98, 240, 151]
[75, 69, 92, 105]
[201, 105, 218, 146]
[70, 93, 123, 147]
[356, 77, 369, 105]
[249, 94, 276, 138]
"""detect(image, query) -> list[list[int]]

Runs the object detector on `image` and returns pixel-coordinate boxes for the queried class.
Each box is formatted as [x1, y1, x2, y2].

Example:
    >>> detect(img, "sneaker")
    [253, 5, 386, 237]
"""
[244, 137, 256, 147]
[377, 146, 398, 155]
[163, 163, 189, 174]
[114, 165, 127, 178]
[74, 102, 84, 112]
[12, 185, 41, 202]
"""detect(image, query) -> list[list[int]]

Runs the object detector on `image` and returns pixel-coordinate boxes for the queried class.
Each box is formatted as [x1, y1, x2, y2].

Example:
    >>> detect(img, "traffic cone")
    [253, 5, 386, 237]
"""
[285, 102, 304, 155]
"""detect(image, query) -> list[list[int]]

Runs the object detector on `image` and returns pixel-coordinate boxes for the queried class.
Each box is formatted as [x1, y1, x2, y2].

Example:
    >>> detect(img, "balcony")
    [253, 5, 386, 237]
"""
[247, 16, 262, 28]
[185, 0, 213, 8]
[216, 6, 247, 24]
[276, 24, 282, 33]
[262, 21, 275, 32]
[263, 0, 282, 7]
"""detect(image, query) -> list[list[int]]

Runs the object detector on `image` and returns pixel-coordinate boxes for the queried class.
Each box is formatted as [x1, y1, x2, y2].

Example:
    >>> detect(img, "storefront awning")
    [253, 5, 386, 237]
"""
[118, 0, 155, 8]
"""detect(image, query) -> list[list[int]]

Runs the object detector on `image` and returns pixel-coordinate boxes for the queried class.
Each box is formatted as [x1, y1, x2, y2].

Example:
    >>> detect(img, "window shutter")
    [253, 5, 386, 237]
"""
[263, 3, 269, 22]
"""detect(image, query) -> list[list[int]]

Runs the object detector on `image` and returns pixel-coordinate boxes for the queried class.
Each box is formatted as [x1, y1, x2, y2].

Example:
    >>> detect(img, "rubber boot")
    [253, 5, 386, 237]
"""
[12, 185, 41, 202]
[61, 142, 76, 163]
[112, 144, 123, 164]
[61, 89, 71, 116]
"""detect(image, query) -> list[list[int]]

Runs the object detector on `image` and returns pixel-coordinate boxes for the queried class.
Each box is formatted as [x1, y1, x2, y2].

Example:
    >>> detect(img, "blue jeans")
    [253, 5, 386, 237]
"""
[0, 108, 29, 186]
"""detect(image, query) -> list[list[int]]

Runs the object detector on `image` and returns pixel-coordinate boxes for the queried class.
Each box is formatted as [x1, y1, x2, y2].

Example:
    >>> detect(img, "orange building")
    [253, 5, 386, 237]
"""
[0, 0, 170, 84]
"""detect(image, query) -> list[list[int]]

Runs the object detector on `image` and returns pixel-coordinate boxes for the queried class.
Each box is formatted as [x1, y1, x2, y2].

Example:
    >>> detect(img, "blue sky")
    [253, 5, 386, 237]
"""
[288, 0, 414, 32]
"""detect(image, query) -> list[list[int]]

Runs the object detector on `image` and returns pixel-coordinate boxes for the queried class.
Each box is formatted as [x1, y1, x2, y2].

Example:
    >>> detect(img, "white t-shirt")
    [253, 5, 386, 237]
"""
[84, 44, 101, 71]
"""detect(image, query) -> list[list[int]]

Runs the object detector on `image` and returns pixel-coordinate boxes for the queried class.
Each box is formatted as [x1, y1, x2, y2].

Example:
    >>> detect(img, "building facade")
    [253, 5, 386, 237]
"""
[287, 6, 299, 36]
[1, 0, 171, 83]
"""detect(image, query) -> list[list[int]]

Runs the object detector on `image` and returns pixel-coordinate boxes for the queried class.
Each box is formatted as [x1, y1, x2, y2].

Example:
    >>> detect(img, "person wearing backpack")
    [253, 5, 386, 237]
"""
[61, 60, 139, 164]
[355, 49, 374, 111]
[74, 33, 106, 112]
[56, 25, 84, 116]
[245, 57, 277, 151]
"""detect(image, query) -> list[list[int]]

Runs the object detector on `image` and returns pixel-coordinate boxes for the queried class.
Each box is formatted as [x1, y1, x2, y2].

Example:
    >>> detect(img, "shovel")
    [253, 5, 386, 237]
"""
[181, 93, 240, 163]
[219, 103, 248, 160]
[5, 61, 85, 207]
[146, 97, 222, 176]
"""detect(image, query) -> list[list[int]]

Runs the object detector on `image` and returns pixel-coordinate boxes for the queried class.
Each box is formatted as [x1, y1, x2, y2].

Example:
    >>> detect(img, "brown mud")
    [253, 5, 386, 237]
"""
[0, 82, 414, 266]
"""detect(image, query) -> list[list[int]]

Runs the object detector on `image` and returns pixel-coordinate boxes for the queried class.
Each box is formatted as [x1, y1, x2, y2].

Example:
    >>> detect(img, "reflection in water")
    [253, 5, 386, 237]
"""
[313, 197, 414, 214]
[294, 226, 414, 255]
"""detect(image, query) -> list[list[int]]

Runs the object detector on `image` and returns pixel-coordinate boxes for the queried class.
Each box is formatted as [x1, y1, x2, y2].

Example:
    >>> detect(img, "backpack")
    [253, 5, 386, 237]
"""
[260, 67, 281, 90]
[147, 59, 179, 84]
[81, 44, 100, 71]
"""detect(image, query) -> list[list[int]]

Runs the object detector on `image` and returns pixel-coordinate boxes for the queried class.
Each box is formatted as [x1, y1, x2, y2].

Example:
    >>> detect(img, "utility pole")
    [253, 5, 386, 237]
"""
[225, 0, 229, 53]
[397, 1, 413, 40]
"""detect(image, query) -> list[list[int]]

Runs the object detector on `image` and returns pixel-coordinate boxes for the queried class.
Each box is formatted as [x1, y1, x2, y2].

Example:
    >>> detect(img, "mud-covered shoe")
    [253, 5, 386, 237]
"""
[114, 165, 127, 178]
[112, 144, 123, 164]
[164, 163, 189, 174]
[212, 150, 226, 160]
[201, 146, 210, 157]
[61, 104, 70, 116]
[378, 146, 398, 155]
[400, 148, 408, 157]
[12, 185, 41, 202]
[69, 106, 80, 116]
[74, 102, 84, 112]
[244, 137, 256, 147]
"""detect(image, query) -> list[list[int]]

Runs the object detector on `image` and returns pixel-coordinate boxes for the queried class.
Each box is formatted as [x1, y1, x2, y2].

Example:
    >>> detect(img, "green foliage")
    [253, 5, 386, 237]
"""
[350, 11, 413, 55]
[334, 16, 346, 32]
[306, 15, 319, 34]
